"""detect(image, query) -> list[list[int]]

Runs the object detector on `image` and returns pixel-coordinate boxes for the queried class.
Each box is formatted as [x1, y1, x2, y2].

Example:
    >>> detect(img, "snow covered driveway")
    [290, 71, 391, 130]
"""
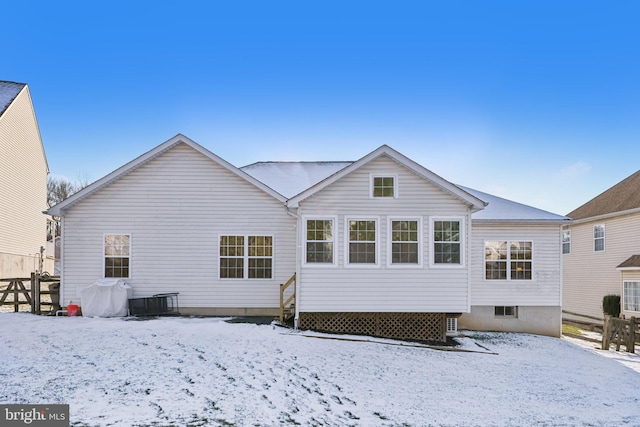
[1, 313, 639, 426]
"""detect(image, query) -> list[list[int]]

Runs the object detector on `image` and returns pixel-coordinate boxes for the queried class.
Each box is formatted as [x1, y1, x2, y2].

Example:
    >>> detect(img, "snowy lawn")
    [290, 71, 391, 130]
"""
[1, 313, 639, 426]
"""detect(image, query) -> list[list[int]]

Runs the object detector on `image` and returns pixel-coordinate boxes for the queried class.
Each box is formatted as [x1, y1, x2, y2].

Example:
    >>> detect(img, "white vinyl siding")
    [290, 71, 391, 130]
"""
[298, 155, 472, 313]
[0, 86, 49, 277]
[470, 223, 562, 306]
[60, 143, 296, 309]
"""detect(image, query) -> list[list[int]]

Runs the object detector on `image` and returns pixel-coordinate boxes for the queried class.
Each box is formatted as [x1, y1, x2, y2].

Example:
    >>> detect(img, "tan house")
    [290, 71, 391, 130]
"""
[563, 170, 640, 322]
[0, 81, 50, 278]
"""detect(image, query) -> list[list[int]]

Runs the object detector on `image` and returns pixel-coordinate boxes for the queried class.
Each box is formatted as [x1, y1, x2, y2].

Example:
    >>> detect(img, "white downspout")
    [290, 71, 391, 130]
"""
[285, 205, 301, 329]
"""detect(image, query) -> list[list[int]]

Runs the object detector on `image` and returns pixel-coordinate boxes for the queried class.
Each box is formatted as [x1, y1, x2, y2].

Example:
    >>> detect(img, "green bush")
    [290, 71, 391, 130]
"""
[602, 294, 621, 317]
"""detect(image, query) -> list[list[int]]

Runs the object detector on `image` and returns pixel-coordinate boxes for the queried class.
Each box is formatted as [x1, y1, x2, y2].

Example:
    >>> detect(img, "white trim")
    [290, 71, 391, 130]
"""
[369, 174, 398, 199]
[302, 216, 338, 267]
[218, 234, 275, 280]
[345, 216, 380, 268]
[387, 217, 423, 268]
[429, 216, 466, 268]
[103, 233, 132, 279]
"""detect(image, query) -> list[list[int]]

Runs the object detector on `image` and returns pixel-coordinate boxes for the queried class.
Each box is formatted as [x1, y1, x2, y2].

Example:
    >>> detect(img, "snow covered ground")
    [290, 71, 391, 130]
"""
[1, 313, 639, 426]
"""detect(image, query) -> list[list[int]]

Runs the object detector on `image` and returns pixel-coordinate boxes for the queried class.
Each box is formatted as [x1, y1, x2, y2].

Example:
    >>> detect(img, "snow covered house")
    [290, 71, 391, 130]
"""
[47, 134, 569, 341]
[0, 81, 50, 277]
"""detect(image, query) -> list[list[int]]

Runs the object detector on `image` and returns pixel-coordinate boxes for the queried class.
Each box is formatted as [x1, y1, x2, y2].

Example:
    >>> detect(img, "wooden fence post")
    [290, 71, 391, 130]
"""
[602, 315, 611, 350]
[628, 317, 636, 353]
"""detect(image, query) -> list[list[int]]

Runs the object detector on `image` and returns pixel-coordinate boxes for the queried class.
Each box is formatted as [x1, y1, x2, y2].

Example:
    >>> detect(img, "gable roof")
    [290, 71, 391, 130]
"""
[0, 81, 27, 119]
[284, 145, 487, 211]
[617, 255, 640, 270]
[47, 134, 287, 215]
[567, 169, 640, 220]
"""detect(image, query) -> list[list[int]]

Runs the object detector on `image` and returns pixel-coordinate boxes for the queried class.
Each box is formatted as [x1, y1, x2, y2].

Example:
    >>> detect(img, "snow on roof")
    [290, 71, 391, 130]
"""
[242, 161, 568, 222]
[460, 186, 569, 222]
[0, 81, 26, 118]
[241, 161, 352, 198]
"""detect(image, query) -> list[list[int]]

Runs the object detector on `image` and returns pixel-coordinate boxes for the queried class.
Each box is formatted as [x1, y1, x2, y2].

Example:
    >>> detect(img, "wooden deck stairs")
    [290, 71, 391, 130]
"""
[279, 273, 296, 324]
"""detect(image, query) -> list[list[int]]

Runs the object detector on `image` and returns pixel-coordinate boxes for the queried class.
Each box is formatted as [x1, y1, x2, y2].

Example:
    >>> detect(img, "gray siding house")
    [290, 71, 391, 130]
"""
[48, 135, 568, 341]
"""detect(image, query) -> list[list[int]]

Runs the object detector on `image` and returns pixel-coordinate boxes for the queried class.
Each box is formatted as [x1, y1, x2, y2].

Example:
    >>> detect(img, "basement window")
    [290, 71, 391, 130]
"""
[495, 306, 518, 317]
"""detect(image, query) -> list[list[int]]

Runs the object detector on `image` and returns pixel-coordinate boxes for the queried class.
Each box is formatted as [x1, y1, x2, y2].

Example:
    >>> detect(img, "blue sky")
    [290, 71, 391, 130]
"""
[4, 1, 639, 215]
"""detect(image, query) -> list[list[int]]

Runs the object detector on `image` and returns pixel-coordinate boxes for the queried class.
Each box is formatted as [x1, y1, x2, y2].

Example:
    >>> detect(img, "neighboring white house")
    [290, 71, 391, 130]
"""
[563, 170, 640, 322]
[0, 81, 50, 278]
[48, 134, 568, 341]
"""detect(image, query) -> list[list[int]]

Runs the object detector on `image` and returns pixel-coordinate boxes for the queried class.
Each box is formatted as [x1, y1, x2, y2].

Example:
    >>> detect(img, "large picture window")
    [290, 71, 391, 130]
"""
[624, 281, 640, 312]
[348, 219, 377, 264]
[485, 241, 533, 280]
[433, 220, 461, 265]
[306, 219, 334, 263]
[391, 220, 419, 264]
[104, 234, 130, 278]
[220, 235, 273, 279]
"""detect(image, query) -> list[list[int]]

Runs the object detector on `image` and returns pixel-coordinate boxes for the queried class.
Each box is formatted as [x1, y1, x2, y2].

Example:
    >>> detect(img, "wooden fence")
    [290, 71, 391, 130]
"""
[0, 273, 61, 314]
[602, 315, 637, 353]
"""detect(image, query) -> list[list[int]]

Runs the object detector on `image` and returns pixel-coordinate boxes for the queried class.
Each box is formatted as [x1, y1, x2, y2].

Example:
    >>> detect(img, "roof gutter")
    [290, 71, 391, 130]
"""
[568, 206, 640, 224]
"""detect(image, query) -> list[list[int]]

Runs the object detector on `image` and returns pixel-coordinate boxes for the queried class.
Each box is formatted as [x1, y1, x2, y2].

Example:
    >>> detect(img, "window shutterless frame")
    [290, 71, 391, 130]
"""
[345, 216, 379, 267]
[387, 217, 422, 267]
[484, 240, 533, 281]
[103, 233, 131, 278]
[370, 174, 398, 198]
[303, 217, 337, 266]
[429, 217, 465, 268]
[218, 234, 274, 279]
[593, 224, 605, 252]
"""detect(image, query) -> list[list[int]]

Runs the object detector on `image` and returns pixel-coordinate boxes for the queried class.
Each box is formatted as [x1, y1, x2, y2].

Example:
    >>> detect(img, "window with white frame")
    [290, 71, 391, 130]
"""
[594, 225, 605, 252]
[219, 235, 273, 279]
[391, 219, 419, 264]
[372, 176, 396, 198]
[562, 229, 571, 255]
[495, 306, 518, 317]
[433, 219, 461, 265]
[485, 241, 532, 280]
[306, 219, 334, 263]
[348, 219, 377, 264]
[104, 234, 130, 278]
[624, 281, 640, 312]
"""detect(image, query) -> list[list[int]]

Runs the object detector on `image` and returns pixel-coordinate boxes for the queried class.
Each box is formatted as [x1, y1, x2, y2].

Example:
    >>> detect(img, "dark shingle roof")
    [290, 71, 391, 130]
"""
[0, 81, 26, 118]
[567, 169, 640, 219]
[617, 255, 640, 269]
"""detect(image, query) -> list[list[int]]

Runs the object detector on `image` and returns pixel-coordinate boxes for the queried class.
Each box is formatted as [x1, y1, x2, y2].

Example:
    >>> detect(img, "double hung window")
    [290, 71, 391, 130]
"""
[104, 234, 130, 278]
[348, 220, 377, 264]
[219, 235, 273, 279]
[485, 241, 533, 280]
[433, 219, 462, 265]
[391, 220, 419, 264]
[306, 219, 334, 264]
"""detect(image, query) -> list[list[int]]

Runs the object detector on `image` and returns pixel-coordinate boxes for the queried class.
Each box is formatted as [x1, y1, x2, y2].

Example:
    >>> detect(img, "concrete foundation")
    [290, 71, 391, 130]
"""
[458, 305, 562, 338]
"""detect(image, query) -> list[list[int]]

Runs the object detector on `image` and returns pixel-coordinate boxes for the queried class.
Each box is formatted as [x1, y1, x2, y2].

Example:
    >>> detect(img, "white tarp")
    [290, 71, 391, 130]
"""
[79, 279, 132, 317]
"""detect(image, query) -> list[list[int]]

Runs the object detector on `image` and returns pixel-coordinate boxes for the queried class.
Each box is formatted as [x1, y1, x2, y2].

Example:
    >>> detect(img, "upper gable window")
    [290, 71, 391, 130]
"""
[371, 175, 396, 198]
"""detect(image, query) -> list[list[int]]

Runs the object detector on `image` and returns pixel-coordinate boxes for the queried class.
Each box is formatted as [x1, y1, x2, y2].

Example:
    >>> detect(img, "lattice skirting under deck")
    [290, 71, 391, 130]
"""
[298, 312, 447, 343]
